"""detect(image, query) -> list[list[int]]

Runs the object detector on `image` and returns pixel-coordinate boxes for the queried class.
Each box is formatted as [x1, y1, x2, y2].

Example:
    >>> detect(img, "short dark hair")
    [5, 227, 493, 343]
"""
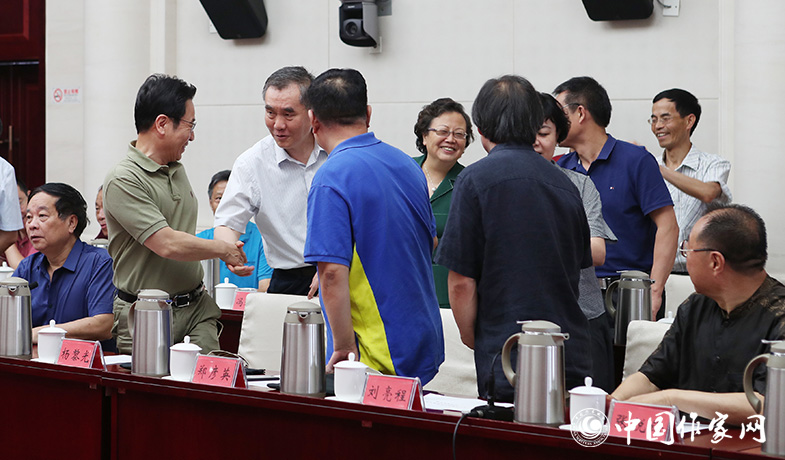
[413, 98, 474, 155]
[17, 178, 28, 197]
[553, 76, 612, 128]
[653, 88, 702, 135]
[472, 75, 543, 146]
[208, 170, 231, 199]
[308, 68, 368, 126]
[134, 74, 197, 134]
[29, 183, 89, 238]
[698, 203, 767, 274]
[538, 92, 570, 144]
[263, 66, 314, 108]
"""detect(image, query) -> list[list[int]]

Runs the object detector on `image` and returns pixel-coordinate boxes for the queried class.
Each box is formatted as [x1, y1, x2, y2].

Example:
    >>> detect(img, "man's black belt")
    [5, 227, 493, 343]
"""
[116, 282, 205, 308]
[273, 266, 317, 276]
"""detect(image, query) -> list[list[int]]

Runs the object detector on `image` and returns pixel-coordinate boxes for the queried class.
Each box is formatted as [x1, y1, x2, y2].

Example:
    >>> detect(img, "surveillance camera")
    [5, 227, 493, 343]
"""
[339, 0, 379, 47]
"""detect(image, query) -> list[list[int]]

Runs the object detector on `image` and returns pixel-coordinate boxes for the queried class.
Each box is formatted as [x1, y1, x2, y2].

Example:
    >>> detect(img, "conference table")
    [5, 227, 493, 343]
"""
[0, 355, 772, 460]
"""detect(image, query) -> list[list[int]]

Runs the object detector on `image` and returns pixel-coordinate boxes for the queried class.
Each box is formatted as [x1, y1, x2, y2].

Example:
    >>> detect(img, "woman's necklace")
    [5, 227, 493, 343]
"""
[423, 165, 438, 192]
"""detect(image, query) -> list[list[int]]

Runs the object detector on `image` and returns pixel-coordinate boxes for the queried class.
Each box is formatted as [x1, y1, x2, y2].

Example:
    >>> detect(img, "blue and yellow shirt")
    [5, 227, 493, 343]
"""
[304, 132, 444, 385]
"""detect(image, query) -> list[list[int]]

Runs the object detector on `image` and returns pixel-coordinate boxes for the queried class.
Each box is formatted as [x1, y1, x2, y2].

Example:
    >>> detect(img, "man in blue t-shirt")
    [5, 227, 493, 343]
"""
[303, 68, 444, 385]
[555, 77, 678, 318]
[197, 170, 272, 290]
[14, 183, 114, 344]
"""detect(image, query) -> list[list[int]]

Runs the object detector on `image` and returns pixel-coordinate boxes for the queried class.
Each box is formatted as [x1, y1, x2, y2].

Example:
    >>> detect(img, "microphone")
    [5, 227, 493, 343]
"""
[28, 281, 38, 289]
[467, 351, 513, 421]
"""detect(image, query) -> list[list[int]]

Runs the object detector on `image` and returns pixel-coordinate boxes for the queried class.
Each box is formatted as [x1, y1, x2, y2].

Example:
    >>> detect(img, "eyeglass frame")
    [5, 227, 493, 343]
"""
[648, 114, 675, 126]
[678, 239, 720, 258]
[426, 128, 468, 141]
[177, 118, 197, 132]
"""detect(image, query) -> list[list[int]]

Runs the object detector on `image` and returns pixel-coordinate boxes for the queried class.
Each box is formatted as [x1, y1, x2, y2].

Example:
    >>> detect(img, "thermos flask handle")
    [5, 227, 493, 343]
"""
[501, 333, 522, 387]
[744, 354, 769, 414]
[604, 280, 620, 317]
[127, 302, 136, 338]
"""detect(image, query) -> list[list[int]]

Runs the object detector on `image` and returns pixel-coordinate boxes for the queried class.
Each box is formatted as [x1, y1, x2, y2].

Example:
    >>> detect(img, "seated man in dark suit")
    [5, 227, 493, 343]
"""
[612, 204, 785, 425]
[14, 183, 114, 344]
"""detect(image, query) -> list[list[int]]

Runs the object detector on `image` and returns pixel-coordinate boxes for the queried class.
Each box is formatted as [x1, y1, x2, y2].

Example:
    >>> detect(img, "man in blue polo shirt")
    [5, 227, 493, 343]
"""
[555, 77, 678, 318]
[304, 68, 444, 384]
[14, 183, 114, 344]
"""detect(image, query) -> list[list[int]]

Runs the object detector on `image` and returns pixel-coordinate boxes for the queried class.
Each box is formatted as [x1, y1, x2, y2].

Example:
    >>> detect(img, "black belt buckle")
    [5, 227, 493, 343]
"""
[171, 293, 190, 308]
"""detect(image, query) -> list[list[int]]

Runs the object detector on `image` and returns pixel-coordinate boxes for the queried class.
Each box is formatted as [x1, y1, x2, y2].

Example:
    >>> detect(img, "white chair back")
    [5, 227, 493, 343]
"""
[622, 319, 672, 380]
[423, 308, 478, 397]
[664, 274, 695, 319]
[237, 293, 320, 370]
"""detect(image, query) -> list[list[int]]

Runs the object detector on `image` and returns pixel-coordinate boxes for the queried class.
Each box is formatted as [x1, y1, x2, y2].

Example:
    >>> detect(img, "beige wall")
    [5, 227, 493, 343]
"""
[45, 0, 785, 273]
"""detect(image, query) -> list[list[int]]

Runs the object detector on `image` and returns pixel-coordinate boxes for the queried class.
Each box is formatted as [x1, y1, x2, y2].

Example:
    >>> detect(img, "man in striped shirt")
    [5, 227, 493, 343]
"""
[651, 88, 732, 273]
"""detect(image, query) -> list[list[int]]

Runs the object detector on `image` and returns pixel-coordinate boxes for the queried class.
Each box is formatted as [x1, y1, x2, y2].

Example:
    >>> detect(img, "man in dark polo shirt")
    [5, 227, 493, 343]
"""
[554, 77, 678, 318]
[612, 204, 785, 426]
[435, 75, 593, 400]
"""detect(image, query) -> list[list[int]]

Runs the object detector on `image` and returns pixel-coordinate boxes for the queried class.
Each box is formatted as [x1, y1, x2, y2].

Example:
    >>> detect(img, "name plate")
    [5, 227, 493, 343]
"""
[608, 400, 680, 445]
[361, 374, 423, 411]
[56, 339, 105, 370]
[232, 288, 256, 311]
[191, 355, 247, 388]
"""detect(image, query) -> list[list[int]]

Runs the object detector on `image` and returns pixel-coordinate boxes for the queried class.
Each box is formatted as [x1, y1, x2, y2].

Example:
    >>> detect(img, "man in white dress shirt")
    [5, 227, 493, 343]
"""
[214, 66, 328, 295]
[651, 88, 732, 273]
[0, 156, 23, 252]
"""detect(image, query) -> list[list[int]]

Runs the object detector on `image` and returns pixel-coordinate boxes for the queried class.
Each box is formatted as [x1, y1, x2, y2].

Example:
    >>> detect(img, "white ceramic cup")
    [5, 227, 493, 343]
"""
[569, 376, 608, 422]
[214, 278, 237, 309]
[169, 336, 201, 380]
[37, 320, 66, 363]
[333, 352, 371, 402]
[0, 262, 14, 282]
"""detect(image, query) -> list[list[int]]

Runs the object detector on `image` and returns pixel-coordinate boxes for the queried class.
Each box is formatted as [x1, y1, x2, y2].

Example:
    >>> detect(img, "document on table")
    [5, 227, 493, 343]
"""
[104, 355, 132, 365]
[248, 376, 280, 388]
[423, 394, 513, 413]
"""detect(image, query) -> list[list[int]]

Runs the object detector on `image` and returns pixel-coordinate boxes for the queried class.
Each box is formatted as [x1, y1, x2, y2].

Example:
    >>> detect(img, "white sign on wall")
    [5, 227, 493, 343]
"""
[51, 86, 82, 104]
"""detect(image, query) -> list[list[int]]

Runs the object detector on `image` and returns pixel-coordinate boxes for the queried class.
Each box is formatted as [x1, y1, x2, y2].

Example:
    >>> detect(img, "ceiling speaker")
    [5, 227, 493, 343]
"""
[200, 0, 268, 39]
[582, 0, 653, 21]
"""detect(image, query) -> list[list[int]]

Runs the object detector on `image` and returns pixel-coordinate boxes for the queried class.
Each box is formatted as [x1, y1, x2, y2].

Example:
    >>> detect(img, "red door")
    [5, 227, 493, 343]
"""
[0, 0, 46, 189]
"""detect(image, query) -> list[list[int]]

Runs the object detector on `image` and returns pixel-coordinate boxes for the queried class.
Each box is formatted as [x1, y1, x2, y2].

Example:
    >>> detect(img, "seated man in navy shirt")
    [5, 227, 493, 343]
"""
[14, 183, 114, 344]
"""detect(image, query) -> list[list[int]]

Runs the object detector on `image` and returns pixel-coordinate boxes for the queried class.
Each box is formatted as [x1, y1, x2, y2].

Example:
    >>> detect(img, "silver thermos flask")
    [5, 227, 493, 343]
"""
[501, 320, 569, 425]
[128, 289, 173, 376]
[201, 258, 220, 299]
[280, 302, 326, 397]
[604, 270, 653, 345]
[0, 277, 32, 358]
[744, 340, 785, 456]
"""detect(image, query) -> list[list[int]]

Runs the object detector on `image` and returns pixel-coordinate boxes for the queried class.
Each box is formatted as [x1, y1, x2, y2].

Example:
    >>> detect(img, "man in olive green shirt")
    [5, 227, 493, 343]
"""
[103, 74, 246, 354]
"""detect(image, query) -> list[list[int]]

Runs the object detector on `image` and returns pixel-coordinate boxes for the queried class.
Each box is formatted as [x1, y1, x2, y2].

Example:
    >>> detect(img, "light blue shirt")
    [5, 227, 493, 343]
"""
[197, 221, 272, 289]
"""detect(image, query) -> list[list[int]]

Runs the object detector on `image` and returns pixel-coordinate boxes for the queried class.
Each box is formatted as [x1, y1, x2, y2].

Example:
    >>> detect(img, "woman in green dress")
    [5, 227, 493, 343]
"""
[413, 98, 474, 308]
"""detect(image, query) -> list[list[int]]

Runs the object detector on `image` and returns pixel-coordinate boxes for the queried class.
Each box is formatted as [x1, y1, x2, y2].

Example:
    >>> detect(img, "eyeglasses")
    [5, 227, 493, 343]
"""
[561, 103, 579, 114]
[648, 115, 673, 126]
[426, 128, 468, 141]
[679, 239, 719, 258]
[178, 118, 197, 132]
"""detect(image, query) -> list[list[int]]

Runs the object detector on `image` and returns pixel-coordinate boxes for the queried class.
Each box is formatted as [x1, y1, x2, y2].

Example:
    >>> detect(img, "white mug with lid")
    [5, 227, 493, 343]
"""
[214, 278, 237, 309]
[569, 376, 608, 423]
[169, 335, 201, 381]
[333, 352, 375, 402]
[37, 320, 67, 363]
